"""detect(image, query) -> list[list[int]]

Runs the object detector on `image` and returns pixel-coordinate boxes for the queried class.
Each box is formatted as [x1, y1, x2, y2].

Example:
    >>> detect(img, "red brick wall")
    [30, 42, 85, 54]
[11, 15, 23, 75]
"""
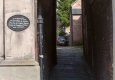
[72, 15, 83, 45]
[82, 0, 94, 68]
[40, 0, 57, 80]
[91, 0, 113, 80]
[82, 0, 113, 80]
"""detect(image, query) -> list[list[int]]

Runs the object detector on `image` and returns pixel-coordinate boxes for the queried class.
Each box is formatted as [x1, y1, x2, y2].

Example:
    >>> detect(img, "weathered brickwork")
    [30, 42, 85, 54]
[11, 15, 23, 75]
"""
[82, 0, 94, 68]
[82, 0, 113, 80]
[72, 15, 83, 45]
[40, 0, 57, 80]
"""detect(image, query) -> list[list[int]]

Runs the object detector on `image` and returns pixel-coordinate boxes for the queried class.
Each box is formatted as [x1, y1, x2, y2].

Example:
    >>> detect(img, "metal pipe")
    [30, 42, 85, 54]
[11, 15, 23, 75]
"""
[37, 0, 44, 80]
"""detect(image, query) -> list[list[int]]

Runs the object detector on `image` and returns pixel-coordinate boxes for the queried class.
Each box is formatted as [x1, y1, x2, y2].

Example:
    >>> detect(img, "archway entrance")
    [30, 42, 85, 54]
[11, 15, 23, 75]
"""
[38, 0, 113, 80]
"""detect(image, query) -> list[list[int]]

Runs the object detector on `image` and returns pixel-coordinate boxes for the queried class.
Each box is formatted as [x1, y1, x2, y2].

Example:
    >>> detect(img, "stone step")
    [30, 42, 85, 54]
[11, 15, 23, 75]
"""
[0, 60, 38, 66]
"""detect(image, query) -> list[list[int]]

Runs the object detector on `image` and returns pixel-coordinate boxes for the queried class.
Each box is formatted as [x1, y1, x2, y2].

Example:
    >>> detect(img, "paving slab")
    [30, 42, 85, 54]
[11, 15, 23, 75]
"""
[0, 65, 40, 80]
[50, 47, 95, 80]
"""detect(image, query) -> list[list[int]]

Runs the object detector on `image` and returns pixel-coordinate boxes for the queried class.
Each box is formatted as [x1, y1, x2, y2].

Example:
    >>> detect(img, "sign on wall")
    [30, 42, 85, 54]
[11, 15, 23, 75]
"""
[5, 0, 36, 61]
[7, 15, 30, 32]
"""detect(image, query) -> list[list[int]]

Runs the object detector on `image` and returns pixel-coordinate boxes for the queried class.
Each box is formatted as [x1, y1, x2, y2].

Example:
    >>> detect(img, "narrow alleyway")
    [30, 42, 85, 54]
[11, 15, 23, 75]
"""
[50, 47, 95, 80]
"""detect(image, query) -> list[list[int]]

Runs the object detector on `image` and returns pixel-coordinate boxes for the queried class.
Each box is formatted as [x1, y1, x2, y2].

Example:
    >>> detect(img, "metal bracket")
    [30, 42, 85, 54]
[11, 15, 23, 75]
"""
[39, 55, 44, 58]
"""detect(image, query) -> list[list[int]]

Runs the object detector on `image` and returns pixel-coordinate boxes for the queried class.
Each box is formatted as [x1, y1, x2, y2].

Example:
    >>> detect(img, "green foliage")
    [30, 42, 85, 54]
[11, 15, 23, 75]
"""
[58, 30, 66, 36]
[57, 0, 76, 28]
[57, 27, 66, 36]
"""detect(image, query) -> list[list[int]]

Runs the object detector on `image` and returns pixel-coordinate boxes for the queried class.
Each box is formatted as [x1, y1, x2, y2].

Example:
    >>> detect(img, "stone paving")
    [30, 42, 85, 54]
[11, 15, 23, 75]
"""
[0, 65, 40, 80]
[50, 47, 95, 80]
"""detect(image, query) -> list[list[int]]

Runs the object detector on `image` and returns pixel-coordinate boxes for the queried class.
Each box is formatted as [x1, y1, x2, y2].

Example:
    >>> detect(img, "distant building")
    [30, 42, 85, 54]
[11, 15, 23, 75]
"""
[70, 0, 82, 46]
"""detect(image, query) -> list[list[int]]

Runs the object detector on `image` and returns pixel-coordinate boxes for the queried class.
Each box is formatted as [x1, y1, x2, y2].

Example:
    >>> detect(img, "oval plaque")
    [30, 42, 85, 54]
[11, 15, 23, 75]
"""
[7, 15, 30, 31]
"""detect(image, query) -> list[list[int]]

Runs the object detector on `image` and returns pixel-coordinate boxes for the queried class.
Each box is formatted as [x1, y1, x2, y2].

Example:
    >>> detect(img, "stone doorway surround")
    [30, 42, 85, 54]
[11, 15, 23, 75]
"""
[0, 0, 40, 80]
[0, 0, 38, 66]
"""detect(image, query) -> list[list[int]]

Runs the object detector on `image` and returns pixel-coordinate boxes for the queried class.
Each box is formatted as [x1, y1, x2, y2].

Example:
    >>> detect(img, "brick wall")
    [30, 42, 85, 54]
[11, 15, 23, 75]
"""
[40, 0, 57, 80]
[82, 0, 94, 68]
[72, 15, 83, 45]
[82, 0, 113, 80]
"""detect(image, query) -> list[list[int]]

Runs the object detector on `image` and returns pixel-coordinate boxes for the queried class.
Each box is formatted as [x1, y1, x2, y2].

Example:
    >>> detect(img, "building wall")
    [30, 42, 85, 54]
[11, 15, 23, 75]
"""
[72, 15, 83, 45]
[41, 0, 57, 80]
[70, 0, 83, 46]
[112, 0, 115, 79]
[82, 0, 94, 68]
[82, 0, 113, 80]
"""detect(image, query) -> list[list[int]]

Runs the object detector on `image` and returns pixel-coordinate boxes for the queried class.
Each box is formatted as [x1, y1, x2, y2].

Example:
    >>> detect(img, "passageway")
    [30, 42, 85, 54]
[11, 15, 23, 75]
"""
[50, 47, 95, 80]
[40, 0, 113, 80]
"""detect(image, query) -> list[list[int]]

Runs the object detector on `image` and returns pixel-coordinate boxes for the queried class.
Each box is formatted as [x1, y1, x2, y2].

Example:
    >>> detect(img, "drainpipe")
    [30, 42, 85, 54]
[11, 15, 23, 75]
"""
[37, 0, 44, 80]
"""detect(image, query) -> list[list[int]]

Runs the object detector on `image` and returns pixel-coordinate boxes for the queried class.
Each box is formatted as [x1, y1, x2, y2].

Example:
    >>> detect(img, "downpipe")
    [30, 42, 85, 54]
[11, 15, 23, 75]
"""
[37, 4, 44, 80]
